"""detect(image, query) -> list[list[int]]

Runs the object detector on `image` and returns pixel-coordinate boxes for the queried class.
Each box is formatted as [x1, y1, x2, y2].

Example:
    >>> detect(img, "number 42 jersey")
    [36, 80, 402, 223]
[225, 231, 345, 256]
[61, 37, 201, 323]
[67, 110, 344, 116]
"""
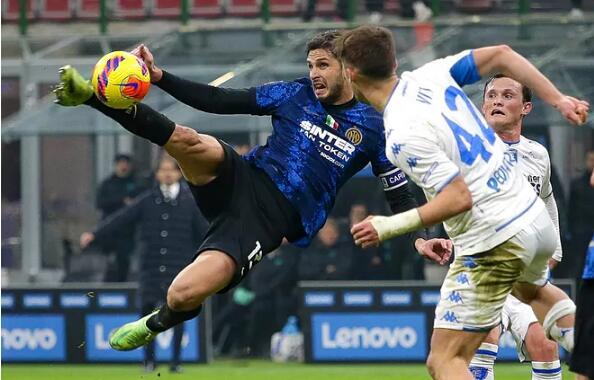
[383, 50, 545, 256]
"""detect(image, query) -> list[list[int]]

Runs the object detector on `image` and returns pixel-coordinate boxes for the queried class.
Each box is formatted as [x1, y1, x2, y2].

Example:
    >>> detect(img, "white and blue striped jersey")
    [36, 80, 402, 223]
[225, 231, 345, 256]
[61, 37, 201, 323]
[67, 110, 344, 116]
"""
[383, 50, 545, 256]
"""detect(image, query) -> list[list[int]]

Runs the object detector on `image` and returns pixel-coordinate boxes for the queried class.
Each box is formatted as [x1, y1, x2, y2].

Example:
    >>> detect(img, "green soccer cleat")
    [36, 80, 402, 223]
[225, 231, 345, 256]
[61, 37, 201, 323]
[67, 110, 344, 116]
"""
[53, 65, 94, 107]
[108, 311, 160, 351]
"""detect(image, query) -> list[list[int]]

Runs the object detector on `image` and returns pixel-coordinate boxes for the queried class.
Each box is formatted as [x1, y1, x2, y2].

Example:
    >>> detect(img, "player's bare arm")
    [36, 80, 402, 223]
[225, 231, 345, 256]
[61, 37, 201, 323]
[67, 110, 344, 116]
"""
[472, 45, 589, 125]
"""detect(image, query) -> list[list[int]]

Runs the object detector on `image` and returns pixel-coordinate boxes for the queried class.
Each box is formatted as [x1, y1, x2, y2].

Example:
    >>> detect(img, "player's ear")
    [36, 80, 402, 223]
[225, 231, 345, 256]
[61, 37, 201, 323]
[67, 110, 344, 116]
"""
[522, 101, 533, 116]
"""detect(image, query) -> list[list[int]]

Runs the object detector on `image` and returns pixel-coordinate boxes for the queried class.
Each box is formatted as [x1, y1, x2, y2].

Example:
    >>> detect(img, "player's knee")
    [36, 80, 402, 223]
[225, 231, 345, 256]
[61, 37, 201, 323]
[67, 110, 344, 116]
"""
[426, 352, 443, 378]
[525, 325, 558, 361]
[167, 282, 207, 311]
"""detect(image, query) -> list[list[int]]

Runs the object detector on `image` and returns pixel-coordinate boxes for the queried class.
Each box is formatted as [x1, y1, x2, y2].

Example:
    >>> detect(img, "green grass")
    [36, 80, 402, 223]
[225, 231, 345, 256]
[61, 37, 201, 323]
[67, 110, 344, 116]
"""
[1, 360, 577, 380]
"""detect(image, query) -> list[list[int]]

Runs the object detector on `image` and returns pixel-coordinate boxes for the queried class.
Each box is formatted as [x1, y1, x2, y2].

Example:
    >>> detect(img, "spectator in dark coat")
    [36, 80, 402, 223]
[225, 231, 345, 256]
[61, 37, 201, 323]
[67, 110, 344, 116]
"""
[81, 156, 208, 373]
[298, 217, 352, 281]
[569, 150, 594, 277]
[95, 154, 147, 282]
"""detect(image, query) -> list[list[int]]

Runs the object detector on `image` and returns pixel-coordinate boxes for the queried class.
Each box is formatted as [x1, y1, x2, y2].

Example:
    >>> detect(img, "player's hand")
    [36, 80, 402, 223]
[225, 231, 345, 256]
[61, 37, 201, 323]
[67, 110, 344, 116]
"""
[415, 238, 453, 265]
[80, 232, 95, 249]
[554, 95, 589, 125]
[548, 258, 560, 270]
[351, 215, 381, 249]
[130, 44, 163, 83]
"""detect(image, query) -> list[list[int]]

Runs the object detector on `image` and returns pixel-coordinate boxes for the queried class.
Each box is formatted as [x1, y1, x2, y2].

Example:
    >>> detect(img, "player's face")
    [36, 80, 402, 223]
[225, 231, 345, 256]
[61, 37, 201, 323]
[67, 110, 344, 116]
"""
[482, 77, 531, 130]
[307, 48, 349, 104]
[156, 160, 182, 186]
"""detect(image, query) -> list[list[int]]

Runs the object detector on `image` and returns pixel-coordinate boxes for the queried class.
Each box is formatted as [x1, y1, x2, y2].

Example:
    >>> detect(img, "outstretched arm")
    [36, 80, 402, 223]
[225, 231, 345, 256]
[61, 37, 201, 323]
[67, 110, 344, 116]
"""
[472, 45, 589, 125]
[132, 44, 261, 115]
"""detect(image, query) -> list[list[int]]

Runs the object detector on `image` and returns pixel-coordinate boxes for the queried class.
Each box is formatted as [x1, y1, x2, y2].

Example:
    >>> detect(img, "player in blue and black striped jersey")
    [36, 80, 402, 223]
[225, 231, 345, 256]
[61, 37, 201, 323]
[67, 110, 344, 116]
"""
[54, 31, 452, 352]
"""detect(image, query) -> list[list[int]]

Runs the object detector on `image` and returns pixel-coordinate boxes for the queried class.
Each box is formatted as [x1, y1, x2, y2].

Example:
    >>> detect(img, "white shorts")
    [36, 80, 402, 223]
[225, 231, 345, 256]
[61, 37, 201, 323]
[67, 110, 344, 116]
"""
[434, 209, 556, 331]
[501, 294, 539, 362]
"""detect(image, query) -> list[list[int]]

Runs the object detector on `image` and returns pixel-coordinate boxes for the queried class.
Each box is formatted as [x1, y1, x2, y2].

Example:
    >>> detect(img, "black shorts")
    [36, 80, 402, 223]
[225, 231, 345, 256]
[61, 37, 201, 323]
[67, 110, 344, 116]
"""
[570, 279, 594, 377]
[189, 140, 304, 292]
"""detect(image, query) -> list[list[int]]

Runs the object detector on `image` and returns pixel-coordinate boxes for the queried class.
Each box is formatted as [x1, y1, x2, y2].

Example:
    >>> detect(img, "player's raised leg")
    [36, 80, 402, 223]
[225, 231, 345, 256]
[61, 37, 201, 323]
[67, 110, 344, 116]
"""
[55, 65, 237, 351]
[55, 65, 224, 186]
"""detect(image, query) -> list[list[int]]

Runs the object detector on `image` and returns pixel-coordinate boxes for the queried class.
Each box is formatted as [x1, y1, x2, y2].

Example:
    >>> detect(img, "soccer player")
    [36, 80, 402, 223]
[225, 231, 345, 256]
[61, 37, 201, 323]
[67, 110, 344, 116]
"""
[468, 74, 573, 380]
[54, 31, 451, 352]
[339, 26, 589, 379]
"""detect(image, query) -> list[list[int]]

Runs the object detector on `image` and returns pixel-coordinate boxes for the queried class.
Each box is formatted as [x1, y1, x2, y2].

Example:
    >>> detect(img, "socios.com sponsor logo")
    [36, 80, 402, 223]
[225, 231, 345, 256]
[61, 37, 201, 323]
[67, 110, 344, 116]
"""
[86, 314, 199, 361]
[343, 292, 373, 306]
[381, 291, 412, 306]
[1, 315, 66, 361]
[97, 293, 128, 308]
[1, 294, 15, 309]
[304, 292, 335, 307]
[311, 312, 426, 360]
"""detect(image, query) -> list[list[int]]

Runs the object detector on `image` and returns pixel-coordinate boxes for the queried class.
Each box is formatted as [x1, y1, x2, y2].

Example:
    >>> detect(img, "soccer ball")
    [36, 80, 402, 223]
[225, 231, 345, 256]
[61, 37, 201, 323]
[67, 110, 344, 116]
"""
[91, 51, 151, 109]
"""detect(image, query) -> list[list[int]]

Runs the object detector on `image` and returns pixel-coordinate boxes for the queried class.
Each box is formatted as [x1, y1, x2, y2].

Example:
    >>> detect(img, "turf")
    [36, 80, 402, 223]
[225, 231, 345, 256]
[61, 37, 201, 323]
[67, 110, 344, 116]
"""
[1, 360, 576, 380]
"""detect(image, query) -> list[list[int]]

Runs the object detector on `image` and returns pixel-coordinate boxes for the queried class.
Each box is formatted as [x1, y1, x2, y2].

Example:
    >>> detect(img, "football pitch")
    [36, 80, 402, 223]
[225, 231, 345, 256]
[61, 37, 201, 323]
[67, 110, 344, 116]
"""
[2, 360, 576, 380]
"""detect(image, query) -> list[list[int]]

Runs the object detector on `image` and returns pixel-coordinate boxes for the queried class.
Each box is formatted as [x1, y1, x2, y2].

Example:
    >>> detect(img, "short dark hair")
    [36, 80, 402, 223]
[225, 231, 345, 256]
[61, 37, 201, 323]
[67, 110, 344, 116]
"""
[306, 30, 342, 57]
[336, 25, 396, 79]
[114, 153, 131, 163]
[483, 73, 532, 103]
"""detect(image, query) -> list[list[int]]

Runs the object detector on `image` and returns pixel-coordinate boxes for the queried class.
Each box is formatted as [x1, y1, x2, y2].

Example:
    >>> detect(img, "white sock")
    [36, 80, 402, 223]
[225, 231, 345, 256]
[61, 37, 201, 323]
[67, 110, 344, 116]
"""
[469, 342, 498, 380]
[532, 360, 562, 379]
[549, 324, 574, 352]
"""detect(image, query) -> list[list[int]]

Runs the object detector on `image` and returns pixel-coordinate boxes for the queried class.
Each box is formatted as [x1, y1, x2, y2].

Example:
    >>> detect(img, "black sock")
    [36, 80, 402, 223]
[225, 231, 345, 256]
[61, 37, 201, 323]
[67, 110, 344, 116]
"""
[146, 304, 202, 332]
[85, 95, 175, 146]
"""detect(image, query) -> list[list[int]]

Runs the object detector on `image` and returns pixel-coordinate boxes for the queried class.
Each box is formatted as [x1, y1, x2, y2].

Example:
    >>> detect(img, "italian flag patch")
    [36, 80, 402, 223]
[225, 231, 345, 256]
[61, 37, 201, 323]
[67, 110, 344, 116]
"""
[325, 115, 339, 130]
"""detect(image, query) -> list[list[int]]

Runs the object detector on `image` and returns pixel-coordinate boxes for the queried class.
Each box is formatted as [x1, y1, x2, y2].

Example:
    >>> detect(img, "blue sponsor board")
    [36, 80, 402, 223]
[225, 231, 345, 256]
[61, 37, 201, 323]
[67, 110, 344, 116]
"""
[343, 291, 373, 307]
[304, 292, 335, 307]
[381, 291, 412, 306]
[86, 314, 199, 361]
[1, 314, 66, 361]
[311, 312, 426, 361]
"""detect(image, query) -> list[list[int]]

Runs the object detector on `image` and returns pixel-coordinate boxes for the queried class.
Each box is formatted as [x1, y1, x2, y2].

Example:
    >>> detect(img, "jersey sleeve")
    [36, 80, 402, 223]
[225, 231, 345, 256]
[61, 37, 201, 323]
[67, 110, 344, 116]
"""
[386, 128, 460, 197]
[540, 149, 553, 199]
[414, 50, 481, 88]
[255, 81, 304, 115]
[370, 141, 408, 191]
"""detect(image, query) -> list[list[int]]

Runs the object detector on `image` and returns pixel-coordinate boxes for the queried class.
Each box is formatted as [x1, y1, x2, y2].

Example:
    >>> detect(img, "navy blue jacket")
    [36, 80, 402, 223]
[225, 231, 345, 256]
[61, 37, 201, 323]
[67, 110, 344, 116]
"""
[93, 182, 208, 300]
